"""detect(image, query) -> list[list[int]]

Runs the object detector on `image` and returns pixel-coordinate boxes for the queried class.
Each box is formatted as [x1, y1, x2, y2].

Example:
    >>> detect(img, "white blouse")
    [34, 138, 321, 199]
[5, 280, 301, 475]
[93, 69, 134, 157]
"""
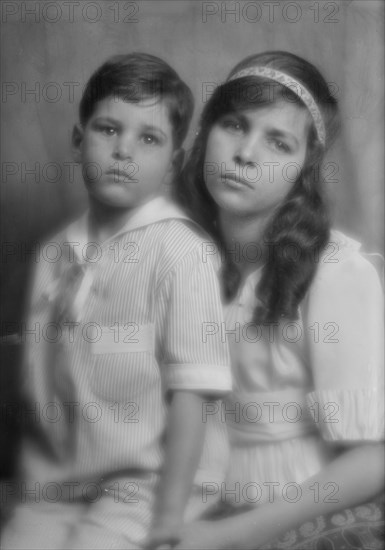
[223, 230, 384, 506]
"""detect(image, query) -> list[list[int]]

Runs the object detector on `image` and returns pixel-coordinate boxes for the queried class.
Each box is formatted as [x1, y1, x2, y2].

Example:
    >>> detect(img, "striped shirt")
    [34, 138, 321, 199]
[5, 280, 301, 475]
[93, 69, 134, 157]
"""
[21, 196, 231, 492]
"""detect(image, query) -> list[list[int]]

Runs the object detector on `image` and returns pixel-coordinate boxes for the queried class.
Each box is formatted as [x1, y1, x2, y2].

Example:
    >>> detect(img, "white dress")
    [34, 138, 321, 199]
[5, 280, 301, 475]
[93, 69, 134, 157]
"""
[223, 230, 384, 506]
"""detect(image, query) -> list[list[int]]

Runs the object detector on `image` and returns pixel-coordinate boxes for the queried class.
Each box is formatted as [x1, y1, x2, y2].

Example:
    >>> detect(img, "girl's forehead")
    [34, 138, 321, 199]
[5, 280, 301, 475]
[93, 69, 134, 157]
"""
[233, 101, 311, 132]
[238, 100, 309, 119]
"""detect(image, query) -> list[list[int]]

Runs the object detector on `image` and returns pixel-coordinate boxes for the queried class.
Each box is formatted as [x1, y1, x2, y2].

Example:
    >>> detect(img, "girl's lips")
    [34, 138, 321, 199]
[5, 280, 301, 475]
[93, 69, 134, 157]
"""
[220, 175, 253, 189]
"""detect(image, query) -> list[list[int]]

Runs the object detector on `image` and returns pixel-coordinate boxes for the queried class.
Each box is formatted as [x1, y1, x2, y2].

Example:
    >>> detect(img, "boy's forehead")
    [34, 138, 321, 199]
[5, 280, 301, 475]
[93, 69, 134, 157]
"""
[93, 95, 172, 123]
[95, 95, 169, 116]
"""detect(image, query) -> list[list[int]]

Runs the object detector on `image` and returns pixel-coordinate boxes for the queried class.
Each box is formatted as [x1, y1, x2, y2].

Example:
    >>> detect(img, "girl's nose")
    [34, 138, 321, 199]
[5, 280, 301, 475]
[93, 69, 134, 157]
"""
[234, 135, 258, 165]
[113, 135, 135, 160]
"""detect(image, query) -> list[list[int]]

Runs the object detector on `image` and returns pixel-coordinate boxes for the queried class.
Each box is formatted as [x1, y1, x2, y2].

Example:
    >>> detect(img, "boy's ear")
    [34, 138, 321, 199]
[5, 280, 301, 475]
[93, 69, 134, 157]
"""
[170, 148, 185, 175]
[72, 124, 84, 163]
[164, 149, 185, 187]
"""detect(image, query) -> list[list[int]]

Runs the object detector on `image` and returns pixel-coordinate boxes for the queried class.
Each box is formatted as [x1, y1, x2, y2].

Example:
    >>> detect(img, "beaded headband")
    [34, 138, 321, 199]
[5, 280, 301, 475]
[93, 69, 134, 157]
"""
[227, 66, 326, 146]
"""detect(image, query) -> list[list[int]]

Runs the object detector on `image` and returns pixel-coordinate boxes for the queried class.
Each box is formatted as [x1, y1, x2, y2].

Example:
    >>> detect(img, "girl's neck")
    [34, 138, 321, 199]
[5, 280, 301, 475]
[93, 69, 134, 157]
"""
[219, 210, 271, 275]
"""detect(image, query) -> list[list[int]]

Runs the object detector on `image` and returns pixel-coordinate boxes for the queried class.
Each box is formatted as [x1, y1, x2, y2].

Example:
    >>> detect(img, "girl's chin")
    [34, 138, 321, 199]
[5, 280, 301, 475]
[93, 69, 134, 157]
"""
[211, 193, 256, 216]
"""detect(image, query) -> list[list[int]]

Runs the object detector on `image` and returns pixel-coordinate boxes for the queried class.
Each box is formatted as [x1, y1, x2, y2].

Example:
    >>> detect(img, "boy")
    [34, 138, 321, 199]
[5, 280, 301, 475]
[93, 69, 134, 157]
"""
[2, 53, 231, 549]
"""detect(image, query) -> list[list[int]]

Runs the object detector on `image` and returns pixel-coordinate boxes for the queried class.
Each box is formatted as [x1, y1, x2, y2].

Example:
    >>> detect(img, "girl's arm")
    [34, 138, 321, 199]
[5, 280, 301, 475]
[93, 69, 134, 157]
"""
[146, 390, 206, 549]
[176, 441, 385, 550]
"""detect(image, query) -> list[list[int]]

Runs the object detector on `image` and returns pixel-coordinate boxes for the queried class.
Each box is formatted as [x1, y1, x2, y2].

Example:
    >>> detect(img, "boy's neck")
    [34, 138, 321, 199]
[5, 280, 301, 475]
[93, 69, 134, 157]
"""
[87, 197, 147, 244]
[219, 211, 271, 274]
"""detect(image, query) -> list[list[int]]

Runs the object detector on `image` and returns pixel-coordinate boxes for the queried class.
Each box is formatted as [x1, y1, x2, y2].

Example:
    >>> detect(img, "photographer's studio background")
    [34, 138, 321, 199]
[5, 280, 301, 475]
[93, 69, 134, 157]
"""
[1, 0, 383, 477]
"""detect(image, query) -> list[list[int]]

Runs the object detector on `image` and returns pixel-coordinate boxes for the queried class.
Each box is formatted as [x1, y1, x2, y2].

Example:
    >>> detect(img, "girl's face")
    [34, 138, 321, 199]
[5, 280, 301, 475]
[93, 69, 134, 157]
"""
[204, 101, 310, 217]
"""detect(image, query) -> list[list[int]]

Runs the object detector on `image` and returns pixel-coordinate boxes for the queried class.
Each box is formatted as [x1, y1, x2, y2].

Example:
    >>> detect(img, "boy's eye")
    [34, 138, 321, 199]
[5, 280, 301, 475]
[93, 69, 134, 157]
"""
[95, 124, 116, 136]
[141, 134, 160, 145]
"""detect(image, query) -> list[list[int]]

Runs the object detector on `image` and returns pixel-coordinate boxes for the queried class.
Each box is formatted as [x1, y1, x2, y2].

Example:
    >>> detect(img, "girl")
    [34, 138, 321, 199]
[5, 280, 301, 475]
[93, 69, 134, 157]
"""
[175, 51, 384, 549]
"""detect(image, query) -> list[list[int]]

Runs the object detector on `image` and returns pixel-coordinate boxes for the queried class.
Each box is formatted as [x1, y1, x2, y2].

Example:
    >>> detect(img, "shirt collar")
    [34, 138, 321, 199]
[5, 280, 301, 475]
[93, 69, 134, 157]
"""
[113, 195, 191, 234]
[65, 196, 192, 263]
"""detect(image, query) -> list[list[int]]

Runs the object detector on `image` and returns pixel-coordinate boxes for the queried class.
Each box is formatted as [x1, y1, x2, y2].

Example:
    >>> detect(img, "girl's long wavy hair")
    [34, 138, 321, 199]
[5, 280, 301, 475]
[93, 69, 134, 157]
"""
[177, 51, 340, 323]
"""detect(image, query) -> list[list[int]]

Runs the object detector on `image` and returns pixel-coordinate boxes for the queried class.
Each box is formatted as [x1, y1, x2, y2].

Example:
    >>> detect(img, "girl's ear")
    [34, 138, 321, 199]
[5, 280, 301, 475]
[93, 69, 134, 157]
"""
[72, 124, 84, 163]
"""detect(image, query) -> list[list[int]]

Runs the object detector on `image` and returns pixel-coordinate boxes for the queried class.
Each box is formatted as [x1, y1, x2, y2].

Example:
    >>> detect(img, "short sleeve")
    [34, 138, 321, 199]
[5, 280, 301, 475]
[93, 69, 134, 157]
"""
[304, 249, 384, 442]
[157, 247, 232, 396]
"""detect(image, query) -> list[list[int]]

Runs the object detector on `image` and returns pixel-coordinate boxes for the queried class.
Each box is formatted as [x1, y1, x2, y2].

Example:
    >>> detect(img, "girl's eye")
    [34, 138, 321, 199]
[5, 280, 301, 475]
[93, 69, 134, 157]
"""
[221, 117, 244, 133]
[270, 138, 291, 153]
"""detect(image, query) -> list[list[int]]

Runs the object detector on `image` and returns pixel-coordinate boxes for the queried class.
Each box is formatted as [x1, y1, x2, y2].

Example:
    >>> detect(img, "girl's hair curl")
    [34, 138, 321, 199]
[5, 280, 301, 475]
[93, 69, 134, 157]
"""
[177, 51, 340, 323]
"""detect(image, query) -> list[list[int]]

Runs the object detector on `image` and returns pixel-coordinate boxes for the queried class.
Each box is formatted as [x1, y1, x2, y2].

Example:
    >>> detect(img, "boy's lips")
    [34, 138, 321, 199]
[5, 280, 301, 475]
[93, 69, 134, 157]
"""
[105, 169, 137, 182]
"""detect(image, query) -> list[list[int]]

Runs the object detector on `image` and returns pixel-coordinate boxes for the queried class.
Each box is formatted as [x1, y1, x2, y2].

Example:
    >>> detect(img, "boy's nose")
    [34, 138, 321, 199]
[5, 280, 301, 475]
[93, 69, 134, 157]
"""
[113, 136, 135, 160]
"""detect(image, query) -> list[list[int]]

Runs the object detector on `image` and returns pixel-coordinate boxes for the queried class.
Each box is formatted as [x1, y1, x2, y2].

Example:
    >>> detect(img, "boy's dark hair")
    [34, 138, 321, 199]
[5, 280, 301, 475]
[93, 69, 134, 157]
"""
[79, 52, 194, 148]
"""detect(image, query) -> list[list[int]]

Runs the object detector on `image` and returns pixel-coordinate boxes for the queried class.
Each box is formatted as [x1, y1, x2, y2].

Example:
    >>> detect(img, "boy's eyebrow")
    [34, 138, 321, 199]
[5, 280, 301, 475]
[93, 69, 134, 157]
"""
[93, 116, 121, 125]
[141, 124, 168, 139]
[92, 117, 168, 139]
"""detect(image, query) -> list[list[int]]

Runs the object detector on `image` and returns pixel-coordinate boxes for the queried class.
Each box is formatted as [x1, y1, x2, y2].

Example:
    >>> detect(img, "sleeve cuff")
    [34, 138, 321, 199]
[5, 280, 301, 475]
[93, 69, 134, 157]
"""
[307, 388, 384, 442]
[165, 363, 232, 396]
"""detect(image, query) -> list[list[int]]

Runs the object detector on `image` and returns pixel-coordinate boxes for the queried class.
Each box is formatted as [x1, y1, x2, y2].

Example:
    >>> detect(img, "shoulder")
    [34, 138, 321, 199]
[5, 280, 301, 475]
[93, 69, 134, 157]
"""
[301, 229, 383, 322]
[29, 217, 86, 283]
[312, 229, 383, 291]
[38, 217, 82, 253]
[157, 218, 207, 248]
[31, 227, 71, 269]
[154, 218, 221, 274]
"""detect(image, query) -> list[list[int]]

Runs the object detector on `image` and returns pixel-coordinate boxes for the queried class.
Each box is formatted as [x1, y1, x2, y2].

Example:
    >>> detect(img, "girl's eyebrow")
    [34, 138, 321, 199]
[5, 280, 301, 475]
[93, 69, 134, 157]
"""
[221, 112, 250, 130]
[265, 127, 299, 148]
[232, 112, 248, 126]
[240, 113, 251, 129]
[239, 112, 301, 147]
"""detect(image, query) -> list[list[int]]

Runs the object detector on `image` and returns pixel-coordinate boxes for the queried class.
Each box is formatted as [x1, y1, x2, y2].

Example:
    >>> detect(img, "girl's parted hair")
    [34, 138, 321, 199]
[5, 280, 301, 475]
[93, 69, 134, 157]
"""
[178, 51, 340, 323]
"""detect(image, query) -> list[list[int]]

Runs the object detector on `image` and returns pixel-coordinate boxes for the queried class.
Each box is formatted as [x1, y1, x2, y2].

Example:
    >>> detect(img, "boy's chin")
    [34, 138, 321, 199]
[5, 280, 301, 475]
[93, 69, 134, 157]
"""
[88, 192, 138, 212]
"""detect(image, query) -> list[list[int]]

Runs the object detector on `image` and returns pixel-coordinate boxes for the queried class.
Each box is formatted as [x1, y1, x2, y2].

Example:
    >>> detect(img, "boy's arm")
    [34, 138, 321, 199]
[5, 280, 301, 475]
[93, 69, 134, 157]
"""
[146, 390, 206, 549]
[145, 240, 231, 549]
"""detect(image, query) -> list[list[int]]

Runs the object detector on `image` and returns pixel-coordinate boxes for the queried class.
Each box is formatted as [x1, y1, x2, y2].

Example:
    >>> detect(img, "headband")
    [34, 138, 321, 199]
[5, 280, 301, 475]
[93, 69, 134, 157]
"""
[227, 67, 326, 146]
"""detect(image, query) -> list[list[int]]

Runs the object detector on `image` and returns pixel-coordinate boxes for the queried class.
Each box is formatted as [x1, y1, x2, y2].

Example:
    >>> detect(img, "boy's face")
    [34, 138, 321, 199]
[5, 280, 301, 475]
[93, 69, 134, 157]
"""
[73, 96, 176, 212]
